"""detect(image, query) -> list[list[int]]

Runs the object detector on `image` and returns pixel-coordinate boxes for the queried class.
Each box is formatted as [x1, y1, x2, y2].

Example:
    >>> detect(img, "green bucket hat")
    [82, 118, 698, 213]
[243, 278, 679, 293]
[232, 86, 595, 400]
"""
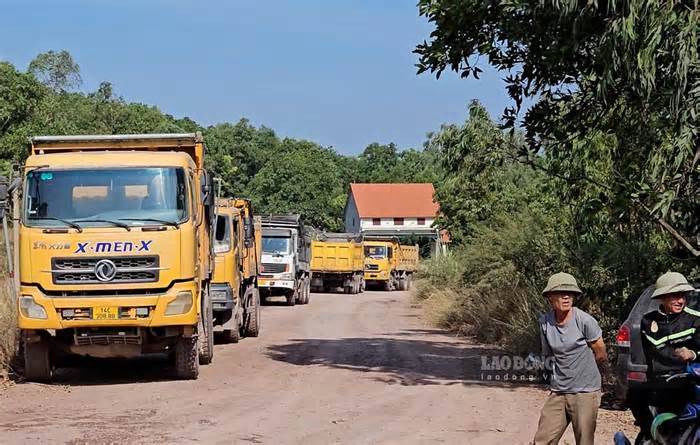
[651, 271, 695, 299]
[542, 272, 583, 296]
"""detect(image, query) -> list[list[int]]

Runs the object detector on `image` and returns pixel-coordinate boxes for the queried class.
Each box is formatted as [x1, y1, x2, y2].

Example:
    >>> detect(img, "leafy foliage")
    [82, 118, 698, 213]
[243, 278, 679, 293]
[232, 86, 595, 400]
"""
[415, 0, 700, 256]
[28, 50, 82, 92]
[0, 52, 441, 231]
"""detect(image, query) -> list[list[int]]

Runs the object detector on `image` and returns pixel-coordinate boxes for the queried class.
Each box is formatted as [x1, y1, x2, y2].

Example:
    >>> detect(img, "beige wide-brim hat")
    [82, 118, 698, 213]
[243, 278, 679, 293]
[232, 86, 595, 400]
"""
[542, 272, 583, 296]
[651, 271, 695, 299]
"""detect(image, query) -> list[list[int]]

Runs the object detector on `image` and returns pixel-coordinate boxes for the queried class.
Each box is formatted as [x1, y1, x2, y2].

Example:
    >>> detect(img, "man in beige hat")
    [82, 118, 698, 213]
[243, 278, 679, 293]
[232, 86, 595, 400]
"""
[633, 271, 699, 439]
[534, 272, 608, 445]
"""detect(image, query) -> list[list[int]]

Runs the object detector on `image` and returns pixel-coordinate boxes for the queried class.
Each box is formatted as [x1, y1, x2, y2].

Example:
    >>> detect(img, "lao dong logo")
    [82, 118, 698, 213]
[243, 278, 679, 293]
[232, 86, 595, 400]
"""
[74, 240, 153, 254]
[479, 354, 554, 383]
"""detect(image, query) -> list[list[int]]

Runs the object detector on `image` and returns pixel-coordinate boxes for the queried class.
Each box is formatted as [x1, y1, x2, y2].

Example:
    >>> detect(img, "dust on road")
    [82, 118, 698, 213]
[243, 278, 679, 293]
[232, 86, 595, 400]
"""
[0, 290, 634, 444]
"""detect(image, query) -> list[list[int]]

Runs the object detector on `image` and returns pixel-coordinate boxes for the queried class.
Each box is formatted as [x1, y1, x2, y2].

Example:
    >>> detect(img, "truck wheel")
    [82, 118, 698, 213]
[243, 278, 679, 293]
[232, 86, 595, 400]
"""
[383, 280, 392, 291]
[222, 307, 241, 344]
[244, 287, 261, 337]
[174, 335, 199, 380]
[198, 290, 214, 365]
[24, 336, 52, 383]
[286, 290, 296, 306]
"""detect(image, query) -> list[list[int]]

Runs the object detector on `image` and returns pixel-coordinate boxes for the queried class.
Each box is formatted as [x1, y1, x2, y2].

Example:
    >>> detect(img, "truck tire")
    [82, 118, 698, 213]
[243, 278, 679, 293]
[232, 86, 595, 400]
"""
[399, 277, 407, 291]
[286, 289, 296, 306]
[244, 287, 261, 337]
[221, 307, 241, 344]
[383, 280, 392, 291]
[302, 278, 310, 304]
[198, 289, 214, 365]
[174, 335, 199, 380]
[24, 336, 52, 383]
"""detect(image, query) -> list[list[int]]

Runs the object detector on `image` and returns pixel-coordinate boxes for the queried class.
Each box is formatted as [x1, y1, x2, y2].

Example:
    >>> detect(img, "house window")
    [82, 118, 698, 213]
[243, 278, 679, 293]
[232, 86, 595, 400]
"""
[352, 217, 356, 227]
[417, 217, 426, 225]
[372, 218, 380, 226]
[393, 217, 404, 225]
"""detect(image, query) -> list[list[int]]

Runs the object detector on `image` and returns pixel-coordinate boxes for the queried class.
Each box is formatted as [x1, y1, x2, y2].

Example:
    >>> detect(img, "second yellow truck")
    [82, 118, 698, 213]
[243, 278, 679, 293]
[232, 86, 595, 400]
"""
[211, 198, 262, 343]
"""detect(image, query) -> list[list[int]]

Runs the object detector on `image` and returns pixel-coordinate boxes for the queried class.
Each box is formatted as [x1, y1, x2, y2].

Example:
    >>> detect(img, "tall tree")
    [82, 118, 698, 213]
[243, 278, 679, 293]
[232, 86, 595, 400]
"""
[28, 50, 82, 92]
[415, 0, 700, 256]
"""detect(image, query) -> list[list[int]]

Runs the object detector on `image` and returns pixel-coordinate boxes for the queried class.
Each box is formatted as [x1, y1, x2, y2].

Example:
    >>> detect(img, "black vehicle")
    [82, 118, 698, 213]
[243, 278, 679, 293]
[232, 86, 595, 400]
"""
[615, 284, 700, 402]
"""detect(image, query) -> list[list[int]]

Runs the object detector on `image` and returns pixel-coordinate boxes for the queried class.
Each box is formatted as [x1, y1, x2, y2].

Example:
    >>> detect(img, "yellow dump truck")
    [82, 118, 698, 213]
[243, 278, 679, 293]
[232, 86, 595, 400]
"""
[364, 239, 418, 291]
[212, 198, 262, 343]
[396, 244, 419, 290]
[6, 133, 217, 381]
[310, 233, 364, 294]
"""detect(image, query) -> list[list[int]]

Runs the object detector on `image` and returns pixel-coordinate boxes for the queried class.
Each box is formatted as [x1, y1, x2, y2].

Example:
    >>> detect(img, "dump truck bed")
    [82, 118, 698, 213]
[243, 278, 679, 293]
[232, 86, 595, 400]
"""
[310, 240, 364, 273]
[397, 245, 419, 272]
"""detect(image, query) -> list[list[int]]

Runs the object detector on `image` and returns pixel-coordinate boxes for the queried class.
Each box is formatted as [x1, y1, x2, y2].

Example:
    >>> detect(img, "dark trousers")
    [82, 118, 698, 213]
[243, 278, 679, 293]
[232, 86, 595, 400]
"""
[628, 381, 694, 441]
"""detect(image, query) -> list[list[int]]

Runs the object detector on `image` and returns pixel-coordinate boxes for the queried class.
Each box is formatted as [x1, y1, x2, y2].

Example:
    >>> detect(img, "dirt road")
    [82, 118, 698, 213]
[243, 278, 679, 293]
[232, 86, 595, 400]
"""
[0, 290, 633, 444]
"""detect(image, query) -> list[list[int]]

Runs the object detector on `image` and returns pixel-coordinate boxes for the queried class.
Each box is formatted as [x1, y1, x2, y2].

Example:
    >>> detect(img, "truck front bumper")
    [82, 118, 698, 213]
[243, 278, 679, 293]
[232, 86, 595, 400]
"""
[258, 278, 295, 290]
[17, 281, 199, 330]
[210, 283, 234, 312]
[364, 270, 388, 281]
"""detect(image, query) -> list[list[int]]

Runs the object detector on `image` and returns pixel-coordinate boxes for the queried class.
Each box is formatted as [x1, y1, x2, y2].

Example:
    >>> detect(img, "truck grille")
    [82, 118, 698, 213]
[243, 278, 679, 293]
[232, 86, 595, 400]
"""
[261, 263, 286, 274]
[51, 256, 160, 284]
[74, 328, 141, 346]
[365, 264, 379, 271]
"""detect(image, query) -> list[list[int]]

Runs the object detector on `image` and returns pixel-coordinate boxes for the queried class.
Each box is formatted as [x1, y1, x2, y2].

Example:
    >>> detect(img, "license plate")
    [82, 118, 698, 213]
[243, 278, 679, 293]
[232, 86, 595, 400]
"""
[259, 279, 268, 285]
[93, 306, 118, 320]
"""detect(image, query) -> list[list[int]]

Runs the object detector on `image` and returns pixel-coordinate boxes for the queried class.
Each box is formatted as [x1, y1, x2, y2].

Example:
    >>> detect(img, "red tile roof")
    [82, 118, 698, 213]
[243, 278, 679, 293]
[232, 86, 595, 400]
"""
[349, 183, 439, 218]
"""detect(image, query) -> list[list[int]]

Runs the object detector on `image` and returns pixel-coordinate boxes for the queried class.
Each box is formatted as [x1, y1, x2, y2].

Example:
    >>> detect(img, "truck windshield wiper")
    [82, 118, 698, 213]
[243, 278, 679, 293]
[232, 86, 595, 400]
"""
[74, 219, 132, 231]
[118, 218, 179, 228]
[30, 217, 83, 232]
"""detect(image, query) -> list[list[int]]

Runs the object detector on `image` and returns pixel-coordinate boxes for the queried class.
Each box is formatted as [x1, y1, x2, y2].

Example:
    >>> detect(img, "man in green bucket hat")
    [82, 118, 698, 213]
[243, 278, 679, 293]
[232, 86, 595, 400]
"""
[534, 272, 608, 445]
[632, 271, 699, 440]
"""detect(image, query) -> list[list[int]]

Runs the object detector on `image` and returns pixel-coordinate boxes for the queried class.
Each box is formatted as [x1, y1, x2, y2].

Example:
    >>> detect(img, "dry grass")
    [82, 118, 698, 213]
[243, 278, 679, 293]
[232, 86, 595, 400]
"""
[0, 279, 17, 381]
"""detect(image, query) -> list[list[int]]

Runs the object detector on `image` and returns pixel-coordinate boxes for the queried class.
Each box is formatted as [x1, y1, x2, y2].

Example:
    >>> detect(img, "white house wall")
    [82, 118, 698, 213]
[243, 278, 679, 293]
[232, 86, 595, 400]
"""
[359, 217, 434, 229]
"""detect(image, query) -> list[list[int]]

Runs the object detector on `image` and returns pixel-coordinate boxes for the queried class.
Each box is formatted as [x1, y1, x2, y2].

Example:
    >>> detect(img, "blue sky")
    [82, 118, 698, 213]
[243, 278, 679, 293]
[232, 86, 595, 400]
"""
[1, 0, 512, 154]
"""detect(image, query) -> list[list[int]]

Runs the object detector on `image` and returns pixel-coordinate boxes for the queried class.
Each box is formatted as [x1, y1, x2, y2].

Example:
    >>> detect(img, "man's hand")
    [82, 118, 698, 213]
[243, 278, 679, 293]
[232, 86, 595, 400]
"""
[673, 347, 697, 362]
[588, 337, 609, 378]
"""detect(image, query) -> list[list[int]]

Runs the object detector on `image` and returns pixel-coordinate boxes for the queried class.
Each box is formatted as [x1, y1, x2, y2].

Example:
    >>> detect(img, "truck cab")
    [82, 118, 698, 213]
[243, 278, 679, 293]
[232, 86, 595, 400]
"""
[364, 240, 396, 290]
[12, 133, 216, 381]
[258, 215, 310, 306]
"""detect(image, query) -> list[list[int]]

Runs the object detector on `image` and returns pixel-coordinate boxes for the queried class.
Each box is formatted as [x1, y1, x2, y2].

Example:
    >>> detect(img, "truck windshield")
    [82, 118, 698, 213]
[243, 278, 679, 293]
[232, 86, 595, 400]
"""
[24, 168, 188, 228]
[263, 237, 290, 254]
[365, 246, 387, 259]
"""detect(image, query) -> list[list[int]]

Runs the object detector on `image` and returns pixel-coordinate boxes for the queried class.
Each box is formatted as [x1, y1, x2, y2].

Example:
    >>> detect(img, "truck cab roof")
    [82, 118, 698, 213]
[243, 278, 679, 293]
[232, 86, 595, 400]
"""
[25, 150, 197, 170]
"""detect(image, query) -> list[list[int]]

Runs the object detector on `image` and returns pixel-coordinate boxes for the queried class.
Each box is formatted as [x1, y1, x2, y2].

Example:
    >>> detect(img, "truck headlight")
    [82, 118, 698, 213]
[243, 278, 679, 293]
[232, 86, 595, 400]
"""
[165, 291, 193, 315]
[279, 272, 293, 280]
[19, 296, 48, 319]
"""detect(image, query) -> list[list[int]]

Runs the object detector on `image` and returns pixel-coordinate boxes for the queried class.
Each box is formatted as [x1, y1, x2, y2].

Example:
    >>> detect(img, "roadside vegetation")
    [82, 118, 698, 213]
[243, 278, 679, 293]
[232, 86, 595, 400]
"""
[0, 280, 17, 381]
[414, 0, 699, 354]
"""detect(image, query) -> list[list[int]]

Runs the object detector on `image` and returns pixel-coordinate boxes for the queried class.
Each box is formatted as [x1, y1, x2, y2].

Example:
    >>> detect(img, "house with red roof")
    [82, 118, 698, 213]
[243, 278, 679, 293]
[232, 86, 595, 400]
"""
[344, 183, 440, 236]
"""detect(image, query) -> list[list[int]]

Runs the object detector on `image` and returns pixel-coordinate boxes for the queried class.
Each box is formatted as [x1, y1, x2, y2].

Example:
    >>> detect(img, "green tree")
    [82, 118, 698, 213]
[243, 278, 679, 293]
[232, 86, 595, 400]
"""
[247, 140, 345, 230]
[28, 50, 82, 92]
[415, 0, 700, 256]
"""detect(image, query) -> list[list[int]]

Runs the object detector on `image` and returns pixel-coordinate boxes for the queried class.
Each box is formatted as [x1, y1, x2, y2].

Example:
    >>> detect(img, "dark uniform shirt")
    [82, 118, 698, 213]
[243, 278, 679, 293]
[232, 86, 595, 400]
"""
[640, 306, 700, 380]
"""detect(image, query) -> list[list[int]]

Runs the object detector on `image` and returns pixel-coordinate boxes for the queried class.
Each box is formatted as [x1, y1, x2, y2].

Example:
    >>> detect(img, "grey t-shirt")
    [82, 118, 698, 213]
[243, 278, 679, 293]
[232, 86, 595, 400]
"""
[540, 307, 602, 393]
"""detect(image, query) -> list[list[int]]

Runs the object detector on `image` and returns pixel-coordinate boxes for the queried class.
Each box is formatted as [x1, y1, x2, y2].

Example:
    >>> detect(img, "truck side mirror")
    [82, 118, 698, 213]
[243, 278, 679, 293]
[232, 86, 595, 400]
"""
[243, 216, 254, 248]
[200, 172, 215, 207]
